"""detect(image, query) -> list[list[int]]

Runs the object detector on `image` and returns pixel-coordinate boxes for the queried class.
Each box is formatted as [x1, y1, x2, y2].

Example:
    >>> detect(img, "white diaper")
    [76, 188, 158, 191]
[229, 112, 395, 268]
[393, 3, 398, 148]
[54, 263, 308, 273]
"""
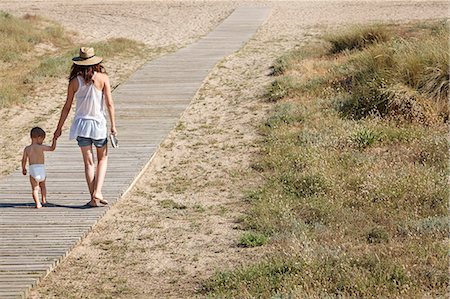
[29, 164, 46, 182]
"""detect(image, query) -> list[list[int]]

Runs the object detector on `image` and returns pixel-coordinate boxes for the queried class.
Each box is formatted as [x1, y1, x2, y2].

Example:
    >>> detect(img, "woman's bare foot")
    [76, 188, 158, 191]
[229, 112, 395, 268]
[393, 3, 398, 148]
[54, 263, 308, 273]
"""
[87, 199, 99, 207]
[35, 203, 42, 209]
[93, 194, 108, 205]
[97, 198, 108, 205]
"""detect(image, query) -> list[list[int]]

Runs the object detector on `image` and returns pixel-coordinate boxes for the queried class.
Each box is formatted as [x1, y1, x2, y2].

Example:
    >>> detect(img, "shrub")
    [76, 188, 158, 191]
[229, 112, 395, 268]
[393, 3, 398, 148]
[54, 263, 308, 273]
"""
[379, 84, 436, 123]
[324, 24, 391, 54]
[334, 35, 447, 122]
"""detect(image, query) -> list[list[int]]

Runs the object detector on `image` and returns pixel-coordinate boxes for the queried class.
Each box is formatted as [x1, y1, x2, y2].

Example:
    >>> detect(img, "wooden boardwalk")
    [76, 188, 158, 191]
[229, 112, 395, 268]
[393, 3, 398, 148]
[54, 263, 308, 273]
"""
[0, 7, 270, 299]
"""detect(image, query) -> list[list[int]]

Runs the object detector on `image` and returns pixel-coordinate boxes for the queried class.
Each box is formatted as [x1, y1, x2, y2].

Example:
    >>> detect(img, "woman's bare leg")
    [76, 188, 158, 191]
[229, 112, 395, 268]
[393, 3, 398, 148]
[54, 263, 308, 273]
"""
[93, 144, 108, 203]
[80, 145, 96, 205]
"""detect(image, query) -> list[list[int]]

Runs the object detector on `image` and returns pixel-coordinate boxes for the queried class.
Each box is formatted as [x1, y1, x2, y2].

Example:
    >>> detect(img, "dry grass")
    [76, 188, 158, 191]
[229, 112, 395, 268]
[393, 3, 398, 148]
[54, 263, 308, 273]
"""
[0, 11, 149, 108]
[203, 20, 448, 298]
[324, 24, 391, 54]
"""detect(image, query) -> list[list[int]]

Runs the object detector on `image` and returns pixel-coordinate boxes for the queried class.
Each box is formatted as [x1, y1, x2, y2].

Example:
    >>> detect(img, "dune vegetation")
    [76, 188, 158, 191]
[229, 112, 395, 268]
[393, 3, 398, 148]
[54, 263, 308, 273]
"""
[0, 11, 147, 108]
[203, 20, 449, 298]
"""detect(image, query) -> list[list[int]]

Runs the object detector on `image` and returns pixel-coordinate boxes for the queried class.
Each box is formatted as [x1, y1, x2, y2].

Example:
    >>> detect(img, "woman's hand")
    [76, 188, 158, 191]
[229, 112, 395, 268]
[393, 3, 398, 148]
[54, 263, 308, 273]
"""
[110, 126, 117, 135]
[54, 128, 62, 139]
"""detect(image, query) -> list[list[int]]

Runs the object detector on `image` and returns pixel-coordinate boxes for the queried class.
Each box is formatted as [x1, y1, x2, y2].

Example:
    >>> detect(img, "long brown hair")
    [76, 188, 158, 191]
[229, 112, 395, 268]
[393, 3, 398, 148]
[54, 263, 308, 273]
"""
[68, 63, 106, 82]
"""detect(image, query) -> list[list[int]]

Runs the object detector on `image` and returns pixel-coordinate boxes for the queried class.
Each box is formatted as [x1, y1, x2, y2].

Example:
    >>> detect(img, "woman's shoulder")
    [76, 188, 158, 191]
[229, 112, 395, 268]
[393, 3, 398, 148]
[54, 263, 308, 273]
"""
[69, 76, 79, 90]
[95, 72, 109, 79]
[95, 72, 110, 86]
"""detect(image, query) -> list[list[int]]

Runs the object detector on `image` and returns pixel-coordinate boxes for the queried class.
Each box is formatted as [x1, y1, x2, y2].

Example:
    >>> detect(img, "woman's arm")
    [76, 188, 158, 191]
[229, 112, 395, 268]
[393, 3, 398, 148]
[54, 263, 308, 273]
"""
[54, 79, 76, 139]
[103, 75, 117, 135]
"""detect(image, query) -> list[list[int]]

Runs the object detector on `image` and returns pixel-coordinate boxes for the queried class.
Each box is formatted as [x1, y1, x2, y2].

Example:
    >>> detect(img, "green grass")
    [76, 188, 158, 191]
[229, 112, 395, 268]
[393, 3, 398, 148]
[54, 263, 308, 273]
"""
[203, 20, 449, 298]
[0, 12, 149, 107]
[238, 232, 269, 248]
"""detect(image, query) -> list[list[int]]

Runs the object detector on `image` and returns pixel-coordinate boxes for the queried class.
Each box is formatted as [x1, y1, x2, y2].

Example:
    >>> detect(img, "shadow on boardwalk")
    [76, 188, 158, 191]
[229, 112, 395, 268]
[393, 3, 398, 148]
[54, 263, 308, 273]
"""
[0, 202, 97, 209]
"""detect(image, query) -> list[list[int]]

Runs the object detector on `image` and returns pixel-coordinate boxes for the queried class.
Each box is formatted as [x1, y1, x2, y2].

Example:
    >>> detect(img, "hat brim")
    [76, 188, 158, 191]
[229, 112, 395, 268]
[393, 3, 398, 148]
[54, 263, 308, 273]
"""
[72, 56, 103, 66]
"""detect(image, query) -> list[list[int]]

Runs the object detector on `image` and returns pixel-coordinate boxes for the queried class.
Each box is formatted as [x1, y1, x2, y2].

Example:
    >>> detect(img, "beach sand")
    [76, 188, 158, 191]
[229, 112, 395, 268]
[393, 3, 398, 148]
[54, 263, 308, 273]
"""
[0, 0, 447, 297]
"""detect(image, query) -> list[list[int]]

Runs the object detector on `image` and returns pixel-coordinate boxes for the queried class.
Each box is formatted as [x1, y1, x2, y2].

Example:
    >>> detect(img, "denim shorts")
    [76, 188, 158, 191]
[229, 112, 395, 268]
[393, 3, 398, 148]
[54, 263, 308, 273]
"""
[76, 136, 108, 148]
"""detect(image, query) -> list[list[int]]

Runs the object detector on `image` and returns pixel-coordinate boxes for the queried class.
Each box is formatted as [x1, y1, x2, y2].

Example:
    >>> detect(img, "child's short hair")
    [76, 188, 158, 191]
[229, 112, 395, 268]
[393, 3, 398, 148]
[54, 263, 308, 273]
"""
[30, 127, 46, 138]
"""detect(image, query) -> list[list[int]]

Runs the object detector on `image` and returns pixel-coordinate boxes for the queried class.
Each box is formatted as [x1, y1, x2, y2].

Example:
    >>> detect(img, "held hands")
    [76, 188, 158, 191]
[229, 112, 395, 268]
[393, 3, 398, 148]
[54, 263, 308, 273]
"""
[54, 128, 62, 140]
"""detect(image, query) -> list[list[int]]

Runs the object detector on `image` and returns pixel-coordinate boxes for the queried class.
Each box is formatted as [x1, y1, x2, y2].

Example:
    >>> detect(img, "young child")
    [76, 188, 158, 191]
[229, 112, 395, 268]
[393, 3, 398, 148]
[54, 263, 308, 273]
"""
[21, 127, 57, 208]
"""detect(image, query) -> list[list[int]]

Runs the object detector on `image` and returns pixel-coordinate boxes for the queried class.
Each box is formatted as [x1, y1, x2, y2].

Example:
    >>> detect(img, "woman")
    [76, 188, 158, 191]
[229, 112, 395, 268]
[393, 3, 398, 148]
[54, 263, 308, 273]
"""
[54, 47, 117, 207]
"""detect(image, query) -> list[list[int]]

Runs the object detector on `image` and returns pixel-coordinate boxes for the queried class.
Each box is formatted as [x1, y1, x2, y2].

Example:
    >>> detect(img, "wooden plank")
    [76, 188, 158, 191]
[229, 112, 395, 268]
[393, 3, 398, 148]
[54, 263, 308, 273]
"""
[0, 7, 270, 298]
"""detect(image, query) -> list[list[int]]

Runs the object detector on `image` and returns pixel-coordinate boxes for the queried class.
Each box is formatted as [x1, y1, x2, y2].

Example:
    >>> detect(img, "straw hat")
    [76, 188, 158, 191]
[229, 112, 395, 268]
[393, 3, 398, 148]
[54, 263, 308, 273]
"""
[72, 47, 102, 66]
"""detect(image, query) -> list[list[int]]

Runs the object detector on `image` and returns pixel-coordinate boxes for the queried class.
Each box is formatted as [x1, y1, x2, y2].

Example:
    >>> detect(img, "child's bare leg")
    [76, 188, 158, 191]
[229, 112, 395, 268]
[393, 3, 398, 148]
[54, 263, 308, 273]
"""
[39, 181, 47, 204]
[29, 176, 42, 209]
[80, 145, 96, 196]
[93, 145, 108, 203]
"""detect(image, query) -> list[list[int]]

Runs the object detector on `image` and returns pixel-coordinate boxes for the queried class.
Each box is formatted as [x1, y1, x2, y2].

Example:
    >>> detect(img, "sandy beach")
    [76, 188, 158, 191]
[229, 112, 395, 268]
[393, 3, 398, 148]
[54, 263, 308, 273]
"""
[0, 0, 447, 297]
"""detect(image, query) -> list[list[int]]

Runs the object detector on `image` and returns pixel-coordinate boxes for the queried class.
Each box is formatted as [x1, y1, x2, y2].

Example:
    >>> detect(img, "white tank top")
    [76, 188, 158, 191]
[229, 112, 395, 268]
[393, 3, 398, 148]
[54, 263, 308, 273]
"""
[69, 72, 107, 140]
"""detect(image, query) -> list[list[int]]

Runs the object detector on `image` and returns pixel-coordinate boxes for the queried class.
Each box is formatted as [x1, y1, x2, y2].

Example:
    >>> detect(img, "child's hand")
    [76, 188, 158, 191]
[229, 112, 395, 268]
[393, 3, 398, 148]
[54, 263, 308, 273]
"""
[22, 168, 27, 176]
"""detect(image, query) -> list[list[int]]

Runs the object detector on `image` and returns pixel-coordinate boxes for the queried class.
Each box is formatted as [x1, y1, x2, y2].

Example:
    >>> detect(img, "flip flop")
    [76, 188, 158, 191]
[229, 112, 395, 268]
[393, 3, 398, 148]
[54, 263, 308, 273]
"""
[110, 134, 119, 148]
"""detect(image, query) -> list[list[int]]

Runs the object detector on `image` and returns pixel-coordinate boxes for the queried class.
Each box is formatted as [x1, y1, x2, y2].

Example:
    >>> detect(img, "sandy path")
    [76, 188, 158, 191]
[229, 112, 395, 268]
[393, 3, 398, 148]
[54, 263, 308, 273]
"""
[0, 0, 447, 298]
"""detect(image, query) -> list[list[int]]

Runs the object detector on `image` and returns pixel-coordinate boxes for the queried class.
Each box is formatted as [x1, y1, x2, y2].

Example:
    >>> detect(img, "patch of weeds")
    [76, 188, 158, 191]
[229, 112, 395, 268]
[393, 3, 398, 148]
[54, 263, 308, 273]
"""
[265, 103, 303, 128]
[201, 257, 304, 297]
[135, 189, 154, 199]
[280, 172, 328, 198]
[296, 76, 330, 96]
[350, 127, 382, 150]
[91, 37, 148, 58]
[403, 216, 448, 235]
[271, 54, 292, 76]
[324, 24, 391, 54]
[266, 76, 297, 102]
[366, 226, 390, 243]
[159, 199, 187, 210]
[27, 55, 71, 82]
[414, 136, 448, 170]
[238, 232, 269, 247]
[0, 84, 26, 107]
[297, 195, 334, 226]
[166, 176, 192, 193]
